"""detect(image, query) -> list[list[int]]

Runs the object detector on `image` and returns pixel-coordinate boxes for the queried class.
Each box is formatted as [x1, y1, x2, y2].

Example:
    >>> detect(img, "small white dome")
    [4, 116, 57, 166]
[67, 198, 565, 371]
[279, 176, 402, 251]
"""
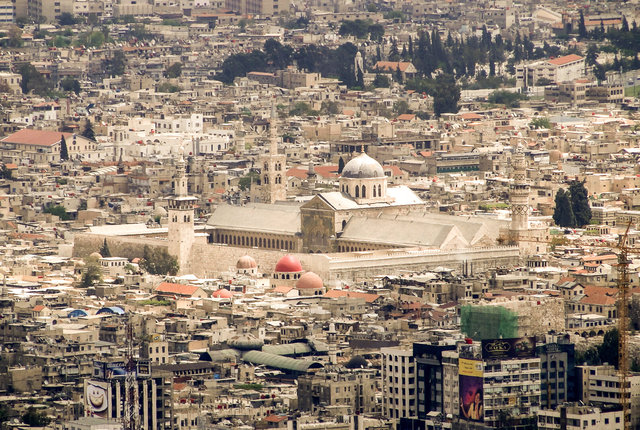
[342, 152, 384, 179]
[154, 206, 167, 217]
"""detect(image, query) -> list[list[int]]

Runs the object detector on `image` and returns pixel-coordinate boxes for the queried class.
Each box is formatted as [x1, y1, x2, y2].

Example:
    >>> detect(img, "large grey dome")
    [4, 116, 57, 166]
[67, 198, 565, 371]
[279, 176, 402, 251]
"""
[341, 152, 384, 178]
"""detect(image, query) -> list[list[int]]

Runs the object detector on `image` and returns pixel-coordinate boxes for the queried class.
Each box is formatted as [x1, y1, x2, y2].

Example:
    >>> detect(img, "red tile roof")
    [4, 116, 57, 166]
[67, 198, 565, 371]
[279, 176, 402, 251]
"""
[396, 114, 415, 121]
[324, 289, 380, 303]
[2, 129, 72, 147]
[313, 165, 339, 179]
[374, 61, 415, 72]
[265, 415, 288, 423]
[460, 112, 483, 120]
[548, 54, 583, 66]
[384, 165, 404, 176]
[286, 167, 307, 179]
[33, 305, 45, 312]
[583, 286, 617, 296]
[580, 294, 616, 306]
[156, 282, 201, 297]
[272, 285, 294, 294]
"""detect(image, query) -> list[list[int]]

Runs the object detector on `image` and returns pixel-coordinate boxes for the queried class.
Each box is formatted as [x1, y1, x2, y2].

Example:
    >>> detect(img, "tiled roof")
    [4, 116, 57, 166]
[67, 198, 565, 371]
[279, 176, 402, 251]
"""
[324, 289, 380, 303]
[374, 61, 414, 72]
[548, 54, 583, 66]
[2, 129, 73, 147]
[580, 294, 616, 306]
[156, 282, 200, 296]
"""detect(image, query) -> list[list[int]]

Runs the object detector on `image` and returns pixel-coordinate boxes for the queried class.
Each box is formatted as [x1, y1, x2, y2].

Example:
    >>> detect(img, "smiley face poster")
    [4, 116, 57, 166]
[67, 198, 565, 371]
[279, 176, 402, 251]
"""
[84, 380, 110, 418]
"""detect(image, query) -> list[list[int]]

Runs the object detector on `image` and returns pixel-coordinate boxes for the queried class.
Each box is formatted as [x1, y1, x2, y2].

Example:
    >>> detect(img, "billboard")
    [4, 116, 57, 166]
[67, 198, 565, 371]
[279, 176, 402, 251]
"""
[481, 337, 536, 360]
[84, 379, 111, 418]
[459, 358, 483, 423]
[104, 361, 127, 379]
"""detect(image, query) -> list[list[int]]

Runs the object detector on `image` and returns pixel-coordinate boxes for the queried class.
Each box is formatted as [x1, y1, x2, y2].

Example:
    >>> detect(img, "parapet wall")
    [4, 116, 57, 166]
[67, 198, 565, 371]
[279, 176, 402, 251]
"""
[73, 233, 168, 259]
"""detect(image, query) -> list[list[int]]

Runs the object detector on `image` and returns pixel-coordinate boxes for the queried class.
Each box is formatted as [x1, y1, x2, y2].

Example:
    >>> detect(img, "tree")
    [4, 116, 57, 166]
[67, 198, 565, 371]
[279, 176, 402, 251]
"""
[18, 63, 49, 95]
[164, 62, 182, 78]
[598, 329, 619, 368]
[630, 295, 640, 330]
[553, 189, 576, 227]
[535, 77, 553, 86]
[389, 39, 400, 62]
[338, 157, 345, 174]
[578, 10, 587, 38]
[44, 205, 70, 220]
[99, 238, 111, 258]
[140, 245, 179, 276]
[239, 171, 259, 190]
[372, 73, 390, 88]
[60, 134, 69, 161]
[529, 117, 551, 129]
[395, 64, 403, 84]
[593, 64, 606, 82]
[82, 119, 95, 140]
[106, 50, 126, 76]
[60, 76, 81, 94]
[569, 180, 592, 226]
[22, 407, 51, 427]
[432, 74, 460, 116]
[7, 25, 23, 47]
[393, 100, 409, 115]
[0, 165, 12, 179]
[81, 259, 102, 287]
[488, 90, 528, 108]
[586, 43, 598, 67]
[321, 100, 340, 115]
[58, 12, 77, 26]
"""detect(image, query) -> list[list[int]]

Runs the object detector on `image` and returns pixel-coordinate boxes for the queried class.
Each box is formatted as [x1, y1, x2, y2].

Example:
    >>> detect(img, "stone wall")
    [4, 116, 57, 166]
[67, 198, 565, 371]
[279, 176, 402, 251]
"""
[188, 242, 313, 278]
[74, 233, 520, 285]
[73, 233, 168, 259]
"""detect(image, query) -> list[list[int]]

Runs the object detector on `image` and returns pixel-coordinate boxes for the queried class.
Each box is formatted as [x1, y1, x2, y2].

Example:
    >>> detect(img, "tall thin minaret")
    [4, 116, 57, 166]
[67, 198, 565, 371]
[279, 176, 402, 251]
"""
[510, 147, 530, 232]
[168, 147, 197, 274]
[250, 105, 287, 203]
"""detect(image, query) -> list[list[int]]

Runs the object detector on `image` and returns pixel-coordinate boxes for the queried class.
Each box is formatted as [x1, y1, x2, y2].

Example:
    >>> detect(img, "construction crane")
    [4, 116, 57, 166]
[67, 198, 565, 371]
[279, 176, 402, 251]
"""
[615, 223, 633, 430]
[519, 225, 636, 430]
[123, 315, 139, 430]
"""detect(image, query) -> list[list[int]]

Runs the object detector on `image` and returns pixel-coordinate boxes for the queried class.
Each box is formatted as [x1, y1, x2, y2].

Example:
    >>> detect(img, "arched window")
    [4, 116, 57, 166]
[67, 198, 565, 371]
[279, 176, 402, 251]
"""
[241, 237, 245, 246]
[362, 185, 366, 198]
[378, 184, 382, 197]
[259, 238, 263, 247]
[276, 175, 281, 184]
[264, 176, 269, 184]
[373, 186, 377, 197]
[355, 185, 360, 198]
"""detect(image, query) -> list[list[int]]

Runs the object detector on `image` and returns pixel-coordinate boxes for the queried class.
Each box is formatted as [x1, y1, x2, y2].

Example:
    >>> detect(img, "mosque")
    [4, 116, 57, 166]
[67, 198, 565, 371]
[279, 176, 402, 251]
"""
[75, 115, 540, 281]
[205, 149, 508, 256]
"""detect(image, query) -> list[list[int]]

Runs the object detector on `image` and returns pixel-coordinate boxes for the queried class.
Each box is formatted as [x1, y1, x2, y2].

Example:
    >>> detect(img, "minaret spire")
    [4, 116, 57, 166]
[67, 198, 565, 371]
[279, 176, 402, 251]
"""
[270, 103, 278, 156]
[175, 144, 187, 197]
[510, 146, 529, 231]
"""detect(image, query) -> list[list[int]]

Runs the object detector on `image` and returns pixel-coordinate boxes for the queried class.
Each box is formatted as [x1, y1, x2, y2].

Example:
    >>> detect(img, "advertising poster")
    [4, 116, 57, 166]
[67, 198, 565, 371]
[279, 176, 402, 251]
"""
[481, 337, 536, 360]
[85, 379, 110, 418]
[105, 361, 127, 379]
[459, 358, 483, 423]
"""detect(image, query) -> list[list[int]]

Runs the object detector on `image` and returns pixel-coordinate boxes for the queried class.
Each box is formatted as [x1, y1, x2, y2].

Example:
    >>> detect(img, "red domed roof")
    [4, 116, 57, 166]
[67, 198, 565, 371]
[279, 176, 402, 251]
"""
[212, 288, 233, 298]
[236, 255, 257, 269]
[296, 272, 323, 290]
[275, 254, 303, 273]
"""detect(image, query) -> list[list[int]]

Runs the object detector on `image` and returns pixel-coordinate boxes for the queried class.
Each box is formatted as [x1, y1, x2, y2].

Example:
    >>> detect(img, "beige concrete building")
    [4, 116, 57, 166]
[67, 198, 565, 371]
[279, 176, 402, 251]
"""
[298, 370, 377, 414]
[516, 55, 585, 87]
